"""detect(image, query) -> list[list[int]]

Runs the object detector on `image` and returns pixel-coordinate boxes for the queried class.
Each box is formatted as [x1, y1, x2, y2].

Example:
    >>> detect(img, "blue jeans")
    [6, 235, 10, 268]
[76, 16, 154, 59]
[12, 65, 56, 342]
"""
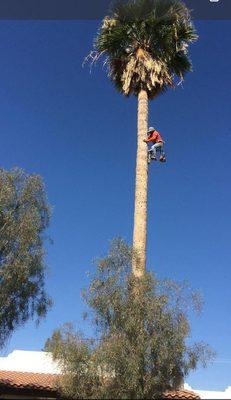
[149, 142, 164, 158]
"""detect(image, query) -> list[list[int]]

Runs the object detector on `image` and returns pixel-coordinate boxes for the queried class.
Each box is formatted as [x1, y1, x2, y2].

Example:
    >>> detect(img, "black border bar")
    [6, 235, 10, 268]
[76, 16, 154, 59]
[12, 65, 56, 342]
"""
[0, 0, 230, 20]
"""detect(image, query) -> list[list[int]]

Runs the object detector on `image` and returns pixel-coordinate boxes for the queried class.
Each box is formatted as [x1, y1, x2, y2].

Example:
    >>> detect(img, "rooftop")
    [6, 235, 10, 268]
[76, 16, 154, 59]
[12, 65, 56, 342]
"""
[0, 370, 57, 392]
[0, 370, 200, 400]
[1, 350, 230, 399]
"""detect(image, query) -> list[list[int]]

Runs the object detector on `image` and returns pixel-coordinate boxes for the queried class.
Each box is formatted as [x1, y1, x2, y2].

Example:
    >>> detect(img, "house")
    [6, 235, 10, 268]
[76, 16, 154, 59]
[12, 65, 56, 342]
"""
[0, 350, 59, 399]
[0, 350, 223, 400]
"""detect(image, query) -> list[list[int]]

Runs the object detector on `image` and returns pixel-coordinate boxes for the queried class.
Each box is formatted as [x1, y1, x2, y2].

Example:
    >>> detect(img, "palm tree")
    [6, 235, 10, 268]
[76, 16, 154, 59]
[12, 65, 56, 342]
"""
[91, 0, 197, 277]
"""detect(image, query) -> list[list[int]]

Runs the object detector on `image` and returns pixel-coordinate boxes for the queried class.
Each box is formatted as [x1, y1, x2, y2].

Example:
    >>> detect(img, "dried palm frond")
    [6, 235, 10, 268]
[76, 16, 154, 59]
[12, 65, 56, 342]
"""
[120, 48, 173, 96]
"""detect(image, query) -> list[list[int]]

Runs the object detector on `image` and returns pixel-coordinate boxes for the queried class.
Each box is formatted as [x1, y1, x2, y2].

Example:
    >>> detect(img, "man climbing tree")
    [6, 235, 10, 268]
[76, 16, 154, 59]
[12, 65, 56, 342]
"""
[144, 126, 166, 163]
[91, 0, 198, 276]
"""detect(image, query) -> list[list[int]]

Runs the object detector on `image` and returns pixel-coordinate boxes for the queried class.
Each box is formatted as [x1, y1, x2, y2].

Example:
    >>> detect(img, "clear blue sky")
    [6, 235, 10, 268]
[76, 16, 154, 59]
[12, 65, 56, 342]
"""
[0, 20, 230, 391]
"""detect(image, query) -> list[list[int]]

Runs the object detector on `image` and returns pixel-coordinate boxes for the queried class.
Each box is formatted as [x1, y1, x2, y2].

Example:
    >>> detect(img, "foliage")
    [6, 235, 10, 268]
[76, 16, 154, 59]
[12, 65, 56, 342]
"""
[0, 168, 51, 348]
[45, 239, 214, 399]
[88, 0, 197, 98]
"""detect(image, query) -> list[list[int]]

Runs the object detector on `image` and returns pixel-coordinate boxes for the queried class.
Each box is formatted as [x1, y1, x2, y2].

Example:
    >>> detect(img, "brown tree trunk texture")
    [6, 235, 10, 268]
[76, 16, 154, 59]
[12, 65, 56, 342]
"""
[132, 89, 149, 277]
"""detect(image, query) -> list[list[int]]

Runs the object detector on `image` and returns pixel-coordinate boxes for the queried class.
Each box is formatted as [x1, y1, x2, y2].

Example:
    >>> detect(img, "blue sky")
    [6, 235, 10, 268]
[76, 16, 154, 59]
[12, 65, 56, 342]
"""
[0, 20, 230, 391]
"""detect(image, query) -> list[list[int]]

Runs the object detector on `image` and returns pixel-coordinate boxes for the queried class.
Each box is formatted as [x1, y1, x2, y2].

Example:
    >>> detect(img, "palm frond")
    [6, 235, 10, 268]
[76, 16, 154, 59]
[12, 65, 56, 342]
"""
[89, 0, 198, 99]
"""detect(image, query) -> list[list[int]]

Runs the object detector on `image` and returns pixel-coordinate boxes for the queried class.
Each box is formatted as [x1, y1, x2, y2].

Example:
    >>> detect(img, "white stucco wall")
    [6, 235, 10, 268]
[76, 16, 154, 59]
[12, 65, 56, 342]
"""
[0, 350, 60, 374]
[184, 383, 231, 399]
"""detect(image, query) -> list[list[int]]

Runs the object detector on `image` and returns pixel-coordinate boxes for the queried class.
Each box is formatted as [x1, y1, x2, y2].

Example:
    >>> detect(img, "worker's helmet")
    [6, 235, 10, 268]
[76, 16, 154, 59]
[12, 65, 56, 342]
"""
[147, 127, 155, 133]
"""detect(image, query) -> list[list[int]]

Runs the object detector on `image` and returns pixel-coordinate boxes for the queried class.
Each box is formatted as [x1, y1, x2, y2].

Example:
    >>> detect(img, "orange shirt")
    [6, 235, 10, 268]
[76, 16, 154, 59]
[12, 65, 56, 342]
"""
[146, 130, 164, 143]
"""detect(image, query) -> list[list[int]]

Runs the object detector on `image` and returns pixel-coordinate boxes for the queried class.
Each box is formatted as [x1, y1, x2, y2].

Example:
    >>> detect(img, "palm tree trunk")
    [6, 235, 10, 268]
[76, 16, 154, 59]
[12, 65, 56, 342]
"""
[132, 89, 149, 277]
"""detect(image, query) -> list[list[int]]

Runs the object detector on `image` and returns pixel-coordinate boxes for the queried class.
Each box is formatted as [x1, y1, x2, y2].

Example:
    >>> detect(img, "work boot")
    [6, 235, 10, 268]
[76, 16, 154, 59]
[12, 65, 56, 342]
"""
[151, 153, 157, 160]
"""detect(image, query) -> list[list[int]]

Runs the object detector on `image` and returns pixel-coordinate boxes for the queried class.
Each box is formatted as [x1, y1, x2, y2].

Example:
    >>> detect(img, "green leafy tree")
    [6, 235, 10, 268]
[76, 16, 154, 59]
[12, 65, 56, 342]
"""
[45, 239, 213, 399]
[89, 0, 198, 276]
[0, 168, 51, 348]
